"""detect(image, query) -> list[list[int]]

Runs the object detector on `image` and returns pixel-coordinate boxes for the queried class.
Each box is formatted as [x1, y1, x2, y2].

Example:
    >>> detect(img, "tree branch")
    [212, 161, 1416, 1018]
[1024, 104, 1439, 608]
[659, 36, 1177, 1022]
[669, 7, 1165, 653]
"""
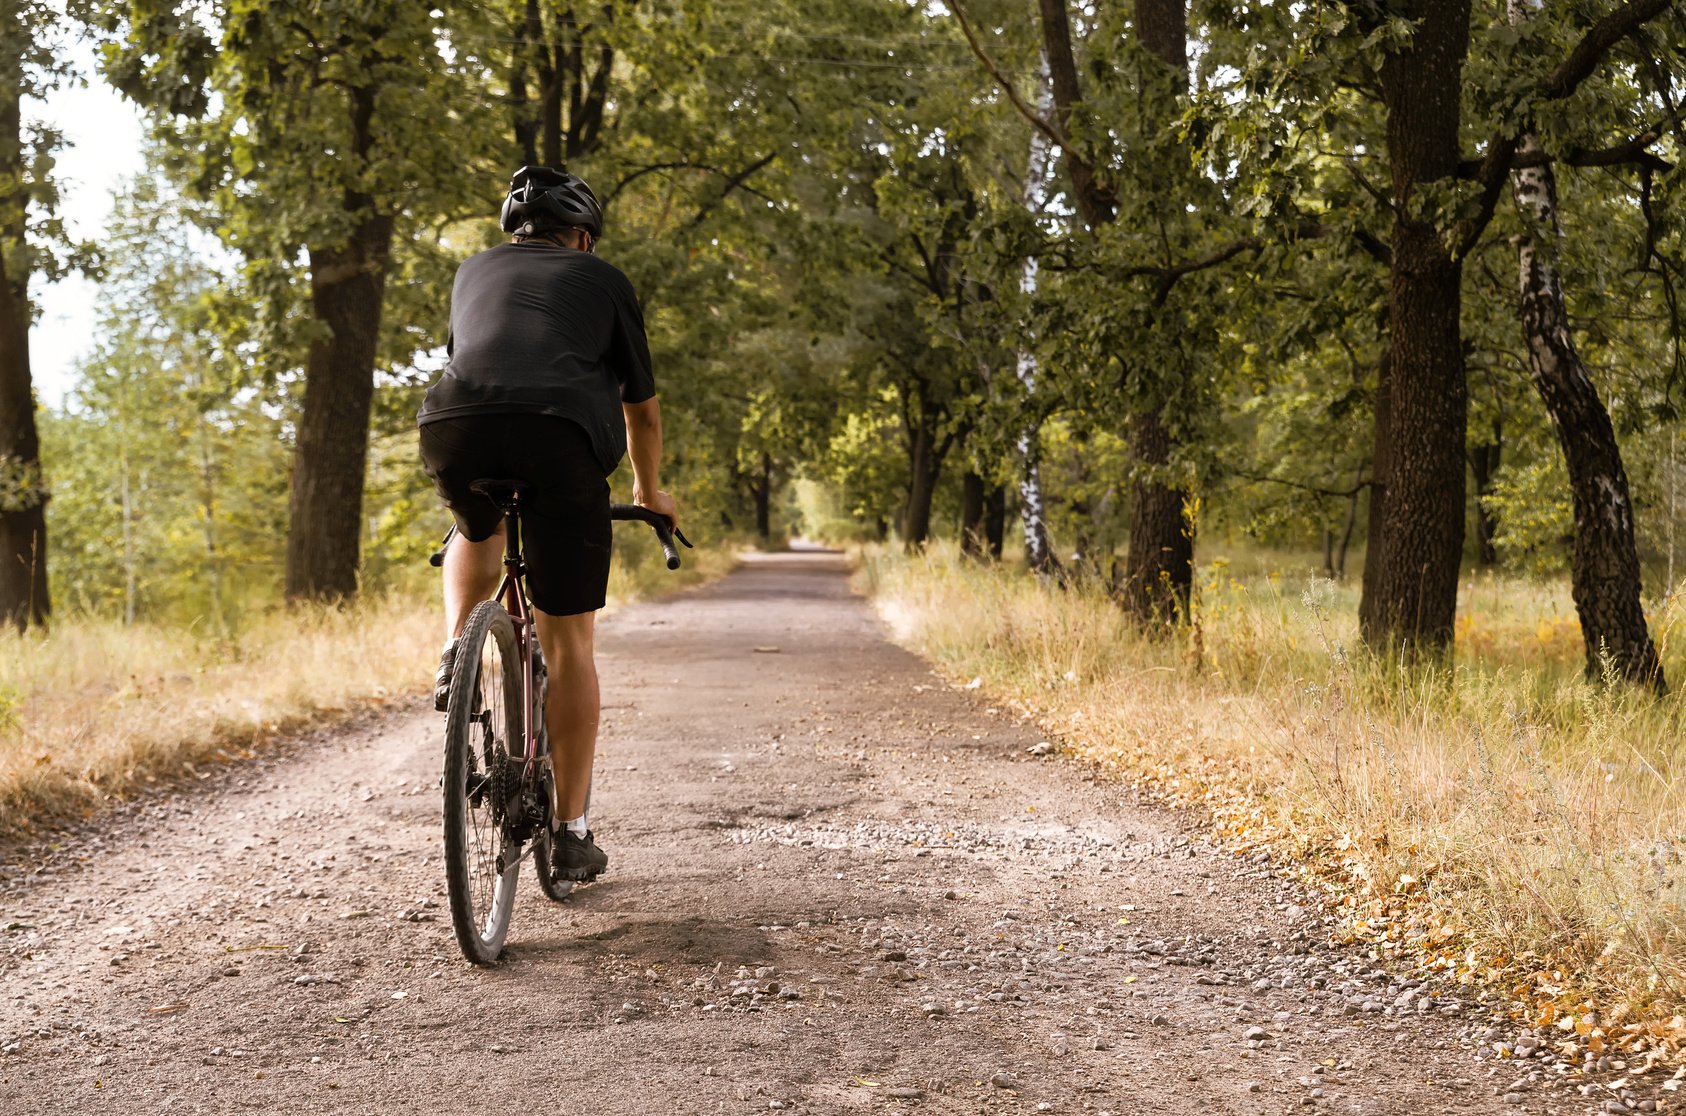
[684, 151, 778, 231]
[949, 1, 1070, 153]
[1353, 227, 1393, 267]
[1119, 221, 1326, 283]
[606, 160, 708, 203]
[1345, 157, 1393, 211]
[1452, 134, 1522, 259]
[607, 154, 777, 215]
[1452, 0, 1674, 257]
[1455, 116, 1681, 178]
[1036, 0, 1117, 225]
[1538, 0, 1674, 102]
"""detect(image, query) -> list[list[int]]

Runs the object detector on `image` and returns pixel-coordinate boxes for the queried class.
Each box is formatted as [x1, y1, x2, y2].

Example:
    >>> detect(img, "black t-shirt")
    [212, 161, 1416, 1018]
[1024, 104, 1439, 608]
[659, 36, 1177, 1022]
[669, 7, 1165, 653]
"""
[416, 242, 656, 474]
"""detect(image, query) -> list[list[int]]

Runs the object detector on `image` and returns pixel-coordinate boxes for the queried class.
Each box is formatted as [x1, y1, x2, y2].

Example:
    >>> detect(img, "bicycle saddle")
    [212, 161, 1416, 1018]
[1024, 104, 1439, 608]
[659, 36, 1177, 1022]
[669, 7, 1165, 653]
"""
[468, 478, 527, 509]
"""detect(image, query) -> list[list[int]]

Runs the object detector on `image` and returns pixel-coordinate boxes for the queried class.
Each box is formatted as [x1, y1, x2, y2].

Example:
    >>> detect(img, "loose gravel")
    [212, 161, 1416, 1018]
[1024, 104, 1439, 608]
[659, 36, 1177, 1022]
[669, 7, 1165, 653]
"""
[0, 551, 1658, 1114]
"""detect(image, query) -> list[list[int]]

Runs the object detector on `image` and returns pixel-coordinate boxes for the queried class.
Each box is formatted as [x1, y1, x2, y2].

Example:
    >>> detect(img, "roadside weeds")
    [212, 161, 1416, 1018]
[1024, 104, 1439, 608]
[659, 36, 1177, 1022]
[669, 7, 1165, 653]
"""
[867, 545, 1686, 1078]
[0, 544, 739, 838]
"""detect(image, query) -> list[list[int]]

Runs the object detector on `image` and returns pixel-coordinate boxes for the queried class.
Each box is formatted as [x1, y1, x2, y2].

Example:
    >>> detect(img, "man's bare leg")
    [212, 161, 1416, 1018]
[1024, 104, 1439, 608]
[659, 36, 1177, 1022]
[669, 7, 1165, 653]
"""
[442, 523, 505, 641]
[533, 608, 599, 826]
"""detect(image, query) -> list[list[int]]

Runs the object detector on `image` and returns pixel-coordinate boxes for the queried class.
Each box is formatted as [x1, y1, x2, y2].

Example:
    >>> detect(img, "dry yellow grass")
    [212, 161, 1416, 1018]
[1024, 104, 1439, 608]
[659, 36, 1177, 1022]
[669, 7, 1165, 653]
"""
[0, 544, 736, 837]
[869, 545, 1686, 1065]
[0, 595, 438, 836]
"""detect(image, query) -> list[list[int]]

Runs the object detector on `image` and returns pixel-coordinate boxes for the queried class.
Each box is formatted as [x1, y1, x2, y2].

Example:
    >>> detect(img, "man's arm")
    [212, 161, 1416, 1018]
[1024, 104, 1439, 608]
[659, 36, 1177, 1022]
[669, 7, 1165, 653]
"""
[623, 396, 679, 528]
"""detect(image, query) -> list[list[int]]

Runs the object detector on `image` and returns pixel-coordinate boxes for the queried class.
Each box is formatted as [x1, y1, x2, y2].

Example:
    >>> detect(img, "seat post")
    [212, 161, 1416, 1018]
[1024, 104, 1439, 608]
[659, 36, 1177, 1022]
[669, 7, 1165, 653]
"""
[505, 494, 523, 571]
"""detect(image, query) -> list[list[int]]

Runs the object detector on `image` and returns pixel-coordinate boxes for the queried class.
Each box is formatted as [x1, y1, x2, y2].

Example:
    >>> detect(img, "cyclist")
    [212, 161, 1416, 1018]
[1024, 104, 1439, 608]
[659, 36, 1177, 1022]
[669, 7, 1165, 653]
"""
[416, 165, 678, 884]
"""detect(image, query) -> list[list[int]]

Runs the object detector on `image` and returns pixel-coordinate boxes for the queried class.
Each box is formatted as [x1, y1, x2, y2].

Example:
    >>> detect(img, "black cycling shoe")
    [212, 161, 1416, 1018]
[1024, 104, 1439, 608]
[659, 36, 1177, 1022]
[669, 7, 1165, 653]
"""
[551, 828, 609, 882]
[434, 640, 456, 712]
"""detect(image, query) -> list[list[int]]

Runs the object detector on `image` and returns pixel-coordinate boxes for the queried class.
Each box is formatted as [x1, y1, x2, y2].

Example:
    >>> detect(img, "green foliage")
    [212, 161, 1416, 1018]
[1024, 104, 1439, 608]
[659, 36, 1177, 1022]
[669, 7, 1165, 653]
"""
[1483, 456, 1573, 576]
[43, 169, 288, 626]
[1039, 420, 1132, 566]
[819, 400, 906, 535]
[20, 0, 1686, 637]
[105, 0, 499, 372]
[3, 0, 97, 287]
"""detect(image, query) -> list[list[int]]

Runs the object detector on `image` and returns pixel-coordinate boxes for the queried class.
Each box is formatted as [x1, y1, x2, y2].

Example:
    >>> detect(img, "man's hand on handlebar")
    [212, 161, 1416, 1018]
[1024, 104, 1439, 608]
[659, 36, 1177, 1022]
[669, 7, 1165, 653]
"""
[634, 486, 680, 530]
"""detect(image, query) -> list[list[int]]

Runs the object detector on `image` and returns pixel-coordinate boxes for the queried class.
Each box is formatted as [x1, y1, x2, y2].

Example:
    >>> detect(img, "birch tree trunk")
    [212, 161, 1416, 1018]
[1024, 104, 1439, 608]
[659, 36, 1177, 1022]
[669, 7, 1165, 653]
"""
[1015, 58, 1058, 576]
[1508, 0, 1663, 688]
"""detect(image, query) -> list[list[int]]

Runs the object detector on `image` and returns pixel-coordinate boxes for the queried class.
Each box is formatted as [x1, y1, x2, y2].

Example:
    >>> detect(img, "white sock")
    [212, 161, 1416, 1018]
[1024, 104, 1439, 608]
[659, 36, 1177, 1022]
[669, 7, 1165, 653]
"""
[565, 814, 588, 838]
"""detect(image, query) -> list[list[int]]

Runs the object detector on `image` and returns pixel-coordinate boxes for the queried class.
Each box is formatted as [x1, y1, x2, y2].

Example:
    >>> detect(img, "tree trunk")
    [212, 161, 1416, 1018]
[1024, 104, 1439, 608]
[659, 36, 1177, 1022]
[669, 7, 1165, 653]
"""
[1360, 349, 1393, 630]
[539, 25, 563, 167]
[285, 209, 394, 601]
[1117, 0, 1194, 628]
[902, 419, 939, 551]
[1670, 431, 1678, 595]
[1016, 57, 1059, 577]
[1016, 389, 1057, 573]
[1365, 0, 1471, 651]
[528, 5, 612, 166]
[960, 470, 986, 558]
[753, 451, 771, 541]
[1118, 411, 1193, 623]
[1037, 0, 1114, 227]
[198, 417, 225, 634]
[510, 0, 540, 165]
[0, 57, 49, 630]
[984, 484, 1006, 560]
[120, 448, 136, 625]
[1336, 463, 1362, 581]
[1470, 429, 1501, 567]
[1512, 133, 1664, 688]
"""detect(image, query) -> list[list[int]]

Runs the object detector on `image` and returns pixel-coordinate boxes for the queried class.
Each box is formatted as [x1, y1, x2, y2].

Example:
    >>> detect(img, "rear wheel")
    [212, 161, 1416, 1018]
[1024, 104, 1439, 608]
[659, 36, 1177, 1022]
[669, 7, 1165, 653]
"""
[443, 599, 522, 964]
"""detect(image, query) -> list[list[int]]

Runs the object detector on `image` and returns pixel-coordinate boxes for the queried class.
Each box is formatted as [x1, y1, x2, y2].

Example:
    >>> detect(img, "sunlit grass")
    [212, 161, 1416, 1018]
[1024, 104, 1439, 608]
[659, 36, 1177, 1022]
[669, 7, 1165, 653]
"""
[870, 544, 1686, 1053]
[0, 542, 736, 837]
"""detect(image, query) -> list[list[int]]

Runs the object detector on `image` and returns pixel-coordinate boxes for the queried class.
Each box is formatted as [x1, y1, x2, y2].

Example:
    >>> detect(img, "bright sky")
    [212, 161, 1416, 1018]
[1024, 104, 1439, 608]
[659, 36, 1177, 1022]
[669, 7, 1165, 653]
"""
[27, 49, 148, 410]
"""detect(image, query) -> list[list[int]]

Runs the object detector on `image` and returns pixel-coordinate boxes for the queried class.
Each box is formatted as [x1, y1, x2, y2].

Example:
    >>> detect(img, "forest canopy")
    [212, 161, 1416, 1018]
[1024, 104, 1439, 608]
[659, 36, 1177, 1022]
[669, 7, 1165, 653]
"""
[3, 0, 1684, 687]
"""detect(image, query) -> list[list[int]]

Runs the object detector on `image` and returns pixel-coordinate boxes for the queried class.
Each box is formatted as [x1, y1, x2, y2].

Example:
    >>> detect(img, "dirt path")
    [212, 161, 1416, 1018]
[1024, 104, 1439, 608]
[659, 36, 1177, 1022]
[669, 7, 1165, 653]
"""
[0, 552, 1598, 1115]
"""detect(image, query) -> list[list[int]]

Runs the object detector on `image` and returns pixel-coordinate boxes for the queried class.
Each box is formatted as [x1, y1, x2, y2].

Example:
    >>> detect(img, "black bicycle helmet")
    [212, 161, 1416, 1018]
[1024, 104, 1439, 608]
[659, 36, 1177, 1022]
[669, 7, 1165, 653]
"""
[500, 165, 604, 240]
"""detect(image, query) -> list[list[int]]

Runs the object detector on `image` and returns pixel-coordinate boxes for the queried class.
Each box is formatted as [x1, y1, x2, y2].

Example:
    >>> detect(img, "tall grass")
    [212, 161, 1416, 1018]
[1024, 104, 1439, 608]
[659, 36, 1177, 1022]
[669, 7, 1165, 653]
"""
[0, 543, 736, 837]
[871, 546, 1686, 1059]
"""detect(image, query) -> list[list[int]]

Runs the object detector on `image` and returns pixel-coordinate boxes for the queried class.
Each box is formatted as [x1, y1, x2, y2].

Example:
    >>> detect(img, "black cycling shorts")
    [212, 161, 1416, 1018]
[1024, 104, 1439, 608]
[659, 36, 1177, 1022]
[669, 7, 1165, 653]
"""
[419, 414, 612, 616]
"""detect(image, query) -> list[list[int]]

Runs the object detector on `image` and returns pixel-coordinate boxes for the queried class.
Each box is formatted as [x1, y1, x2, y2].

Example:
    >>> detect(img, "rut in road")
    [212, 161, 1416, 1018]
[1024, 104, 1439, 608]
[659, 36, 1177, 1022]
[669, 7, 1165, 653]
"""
[2, 552, 1563, 1114]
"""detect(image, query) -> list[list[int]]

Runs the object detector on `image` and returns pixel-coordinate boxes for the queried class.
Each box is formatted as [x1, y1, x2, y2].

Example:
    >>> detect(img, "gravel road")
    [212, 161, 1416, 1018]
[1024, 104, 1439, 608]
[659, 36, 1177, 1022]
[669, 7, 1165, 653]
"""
[0, 552, 1622, 1114]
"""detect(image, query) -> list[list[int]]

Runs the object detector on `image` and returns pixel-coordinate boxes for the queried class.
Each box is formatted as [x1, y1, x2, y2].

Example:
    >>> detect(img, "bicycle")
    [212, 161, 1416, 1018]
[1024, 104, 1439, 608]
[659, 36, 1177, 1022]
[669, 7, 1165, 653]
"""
[427, 479, 691, 964]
